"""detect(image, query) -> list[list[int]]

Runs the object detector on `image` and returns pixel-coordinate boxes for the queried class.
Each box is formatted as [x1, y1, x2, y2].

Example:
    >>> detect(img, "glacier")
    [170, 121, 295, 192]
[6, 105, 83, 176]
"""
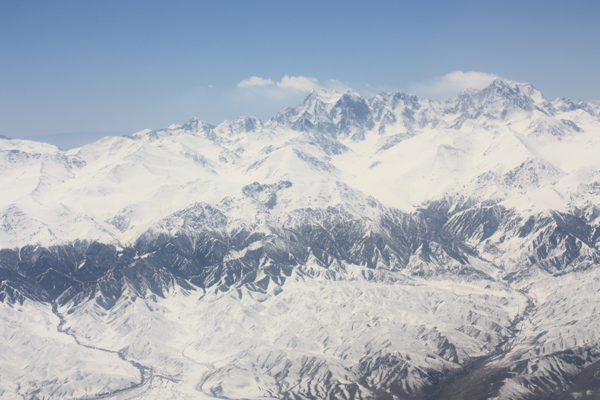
[1, 78, 600, 399]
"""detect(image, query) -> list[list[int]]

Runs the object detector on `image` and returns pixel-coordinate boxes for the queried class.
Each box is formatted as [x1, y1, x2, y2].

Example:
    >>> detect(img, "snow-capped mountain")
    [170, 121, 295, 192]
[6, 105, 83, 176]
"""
[2, 79, 600, 400]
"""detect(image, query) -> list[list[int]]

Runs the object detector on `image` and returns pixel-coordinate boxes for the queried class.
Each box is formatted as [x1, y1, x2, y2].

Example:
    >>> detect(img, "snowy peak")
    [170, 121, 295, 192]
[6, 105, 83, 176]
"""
[270, 89, 343, 135]
[450, 78, 546, 120]
[214, 116, 263, 138]
[123, 80, 599, 149]
[306, 87, 345, 104]
[369, 91, 427, 112]
[469, 78, 543, 104]
[524, 116, 583, 138]
[2, 77, 600, 250]
[270, 88, 373, 139]
[180, 116, 214, 133]
[268, 78, 585, 142]
[0, 135, 61, 154]
[330, 90, 374, 139]
[179, 117, 216, 140]
[368, 91, 438, 134]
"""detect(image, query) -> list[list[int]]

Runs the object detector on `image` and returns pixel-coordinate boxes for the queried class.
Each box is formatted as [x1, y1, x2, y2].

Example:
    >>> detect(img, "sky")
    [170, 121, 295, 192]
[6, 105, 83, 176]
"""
[1, 0, 599, 148]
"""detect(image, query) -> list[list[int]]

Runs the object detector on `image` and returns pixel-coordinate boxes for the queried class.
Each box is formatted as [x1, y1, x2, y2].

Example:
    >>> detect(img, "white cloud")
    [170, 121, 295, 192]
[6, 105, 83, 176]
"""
[237, 76, 275, 88]
[236, 75, 348, 93]
[409, 71, 500, 100]
[230, 75, 354, 122]
[276, 75, 321, 91]
[324, 79, 351, 92]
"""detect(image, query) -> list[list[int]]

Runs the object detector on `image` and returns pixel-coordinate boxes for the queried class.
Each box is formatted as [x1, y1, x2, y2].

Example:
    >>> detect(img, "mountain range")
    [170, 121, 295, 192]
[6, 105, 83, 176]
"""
[1, 78, 600, 400]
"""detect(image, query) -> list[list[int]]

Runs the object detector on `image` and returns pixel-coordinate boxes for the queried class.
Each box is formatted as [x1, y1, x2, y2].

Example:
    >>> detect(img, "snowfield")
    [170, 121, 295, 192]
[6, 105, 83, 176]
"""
[1, 79, 600, 399]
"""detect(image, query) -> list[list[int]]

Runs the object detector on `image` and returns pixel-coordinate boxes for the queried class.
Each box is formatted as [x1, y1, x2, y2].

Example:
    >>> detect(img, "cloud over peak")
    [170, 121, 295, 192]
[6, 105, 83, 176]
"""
[236, 75, 349, 93]
[277, 75, 320, 91]
[236, 75, 320, 92]
[237, 71, 505, 102]
[237, 76, 275, 88]
[409, 71, 501, 100]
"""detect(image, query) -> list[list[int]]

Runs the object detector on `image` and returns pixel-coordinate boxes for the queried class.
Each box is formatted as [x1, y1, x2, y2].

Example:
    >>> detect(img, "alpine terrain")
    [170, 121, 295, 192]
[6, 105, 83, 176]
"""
[2, 78, 600, 400]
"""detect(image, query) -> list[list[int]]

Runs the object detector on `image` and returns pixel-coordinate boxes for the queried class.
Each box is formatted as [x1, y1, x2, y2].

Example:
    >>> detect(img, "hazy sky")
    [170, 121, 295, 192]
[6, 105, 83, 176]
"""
[1, 0, 599, 147]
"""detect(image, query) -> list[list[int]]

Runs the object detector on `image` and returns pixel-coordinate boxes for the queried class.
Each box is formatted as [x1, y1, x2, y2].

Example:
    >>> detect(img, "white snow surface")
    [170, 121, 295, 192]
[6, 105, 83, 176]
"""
[1, 79, 599, 248]
[56, 266, 524, 400]
[0, 300, 140, 399]
[2, 79, 600, 399]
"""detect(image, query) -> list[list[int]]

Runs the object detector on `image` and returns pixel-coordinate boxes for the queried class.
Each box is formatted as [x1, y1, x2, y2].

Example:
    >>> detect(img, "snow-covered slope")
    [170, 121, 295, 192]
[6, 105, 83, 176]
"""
[1, 79, 600, 399]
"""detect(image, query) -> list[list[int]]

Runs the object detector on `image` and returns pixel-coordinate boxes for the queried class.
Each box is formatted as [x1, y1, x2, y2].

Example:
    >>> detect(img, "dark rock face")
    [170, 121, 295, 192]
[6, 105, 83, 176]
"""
[3, 195, 599, 400]
[5, 194, 597, 301]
